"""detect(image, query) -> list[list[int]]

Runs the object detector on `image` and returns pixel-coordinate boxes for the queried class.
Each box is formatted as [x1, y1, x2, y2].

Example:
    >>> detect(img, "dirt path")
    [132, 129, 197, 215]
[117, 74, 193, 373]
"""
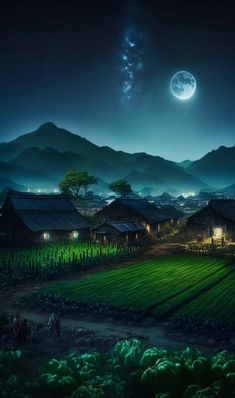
[7, 307, 187, 350]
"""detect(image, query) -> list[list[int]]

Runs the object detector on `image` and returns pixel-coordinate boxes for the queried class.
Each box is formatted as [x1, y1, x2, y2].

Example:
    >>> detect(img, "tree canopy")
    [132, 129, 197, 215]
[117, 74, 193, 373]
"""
[59, 170, 97, 199]
[109, 179, 132, 197]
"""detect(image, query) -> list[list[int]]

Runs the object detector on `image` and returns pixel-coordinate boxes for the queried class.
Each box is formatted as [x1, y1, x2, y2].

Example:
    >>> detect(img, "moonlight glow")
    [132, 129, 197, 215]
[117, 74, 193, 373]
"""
[170, 71, 197, 101]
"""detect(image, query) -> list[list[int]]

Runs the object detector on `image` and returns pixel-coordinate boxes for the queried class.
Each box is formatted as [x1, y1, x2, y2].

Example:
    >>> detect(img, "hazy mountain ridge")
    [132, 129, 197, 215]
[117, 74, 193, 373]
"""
[188, 145, 235, 188]
[0, 177, 25, 191]
[219, 182, 235, 194]
[0, 142, 26, 162]
[0, 122, 232, 192]
[177, 159, 193, 169]
[0, 160, 57, 188]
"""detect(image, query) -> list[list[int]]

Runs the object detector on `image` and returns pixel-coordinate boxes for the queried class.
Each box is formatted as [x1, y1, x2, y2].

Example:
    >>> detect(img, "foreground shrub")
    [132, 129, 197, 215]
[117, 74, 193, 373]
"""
[1, 340, 235, 397]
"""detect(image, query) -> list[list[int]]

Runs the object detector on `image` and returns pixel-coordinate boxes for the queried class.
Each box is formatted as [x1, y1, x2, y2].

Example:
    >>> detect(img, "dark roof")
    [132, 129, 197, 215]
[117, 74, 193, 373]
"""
[158, 205, 184, 219]
[5, 191, 91, 231]
[188, 199, 235, 224]
[108, 221, 145, 233]
[18, 212, 90, 232]
[209, 199, 235, 223]
[93, 221, 145, 234]
[117, 198, 171, 223]
[8, 191, 75, 211]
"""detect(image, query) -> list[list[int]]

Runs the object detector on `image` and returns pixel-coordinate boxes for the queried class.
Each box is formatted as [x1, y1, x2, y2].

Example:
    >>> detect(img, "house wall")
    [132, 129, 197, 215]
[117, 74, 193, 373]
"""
[0, 206, 90, 246]
[97, 202, 159, 232]
[0, 202, 33, 246]
[0, 196, 91, 246]
[92, 227, 145, 245]
[187, 207, 235, 241]
[35, 229, 91, 244]
[0, 227, 90, 246]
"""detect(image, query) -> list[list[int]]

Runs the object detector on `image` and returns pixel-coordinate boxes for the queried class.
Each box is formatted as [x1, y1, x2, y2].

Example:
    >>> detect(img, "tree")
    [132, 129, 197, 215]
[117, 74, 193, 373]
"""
[109, 179, 132, 197]
[82, 175, 97, 196]
[59, 170, 97, 199]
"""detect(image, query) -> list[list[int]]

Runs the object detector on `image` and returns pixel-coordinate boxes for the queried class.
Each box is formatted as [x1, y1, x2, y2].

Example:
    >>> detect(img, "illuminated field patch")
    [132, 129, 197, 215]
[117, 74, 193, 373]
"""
[46, 256, 232, 314]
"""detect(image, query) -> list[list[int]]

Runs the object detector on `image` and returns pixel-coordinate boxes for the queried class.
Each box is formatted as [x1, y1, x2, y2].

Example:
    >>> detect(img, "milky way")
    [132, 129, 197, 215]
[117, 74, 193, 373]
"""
[120, 27, 145, 106]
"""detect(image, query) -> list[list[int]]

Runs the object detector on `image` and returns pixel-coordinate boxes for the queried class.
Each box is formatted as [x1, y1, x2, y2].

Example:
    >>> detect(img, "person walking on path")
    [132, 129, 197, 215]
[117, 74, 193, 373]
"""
[13, 314, 21, 338]
[20, 319, 28, 344]
[29, 321, 36, 343]
[48, 313, 56, 335]
[55, 318, 61, 338]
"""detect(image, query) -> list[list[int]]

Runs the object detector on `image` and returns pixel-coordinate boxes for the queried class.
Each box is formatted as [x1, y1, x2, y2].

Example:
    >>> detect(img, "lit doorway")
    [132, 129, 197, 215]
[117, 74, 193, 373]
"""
[213, 227, 224, 240]
[212, 226, 225, 246]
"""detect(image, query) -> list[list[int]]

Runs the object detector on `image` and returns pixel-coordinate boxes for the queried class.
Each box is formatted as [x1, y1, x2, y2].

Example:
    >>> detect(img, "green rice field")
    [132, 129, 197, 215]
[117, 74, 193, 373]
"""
[0, 242, 129, 269]
[46, 255, 235, 322]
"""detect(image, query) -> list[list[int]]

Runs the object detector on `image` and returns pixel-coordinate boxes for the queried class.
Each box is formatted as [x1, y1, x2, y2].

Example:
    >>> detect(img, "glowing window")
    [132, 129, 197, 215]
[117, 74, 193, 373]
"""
[72, 231, 79, 239]
[146, 224, 151, 233]
[43, 232, 50, 240]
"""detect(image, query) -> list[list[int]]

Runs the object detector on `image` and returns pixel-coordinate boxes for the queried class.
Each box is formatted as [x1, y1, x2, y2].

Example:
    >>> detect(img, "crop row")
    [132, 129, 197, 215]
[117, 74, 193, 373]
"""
[0, 242, 131, 269]
[176, 269, 235, 323]
[0, 242, 141, 287]
[47, 256, 231, 311]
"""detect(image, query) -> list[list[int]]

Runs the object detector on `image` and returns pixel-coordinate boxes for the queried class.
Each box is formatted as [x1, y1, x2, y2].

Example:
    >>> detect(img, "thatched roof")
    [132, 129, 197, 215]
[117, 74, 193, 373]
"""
[4, 190, 91, 231]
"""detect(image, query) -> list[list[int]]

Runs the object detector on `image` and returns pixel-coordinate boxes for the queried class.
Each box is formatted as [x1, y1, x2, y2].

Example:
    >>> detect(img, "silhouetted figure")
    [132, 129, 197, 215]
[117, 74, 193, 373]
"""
[29, 322, 36, 343]
[13, 314, 21, 338]
[48, 313, 56, 335]
[20, 319, 28, 344]
[55, 318, 61, 337]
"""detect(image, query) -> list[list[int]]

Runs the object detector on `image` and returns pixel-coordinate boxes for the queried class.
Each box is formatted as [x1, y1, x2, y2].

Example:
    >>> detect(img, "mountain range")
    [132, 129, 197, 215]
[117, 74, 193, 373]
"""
[0, 122, 234, 194]
[186, 146, 235, 187]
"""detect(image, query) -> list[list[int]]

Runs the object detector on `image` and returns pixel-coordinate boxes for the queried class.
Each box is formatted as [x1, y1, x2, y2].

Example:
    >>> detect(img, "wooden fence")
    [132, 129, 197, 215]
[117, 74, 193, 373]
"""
[174, 245, 235, 257]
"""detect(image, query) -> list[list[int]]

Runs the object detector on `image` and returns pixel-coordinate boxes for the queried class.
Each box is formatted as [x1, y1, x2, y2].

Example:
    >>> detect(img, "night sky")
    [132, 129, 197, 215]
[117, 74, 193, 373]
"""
[0, 0, 234, 161]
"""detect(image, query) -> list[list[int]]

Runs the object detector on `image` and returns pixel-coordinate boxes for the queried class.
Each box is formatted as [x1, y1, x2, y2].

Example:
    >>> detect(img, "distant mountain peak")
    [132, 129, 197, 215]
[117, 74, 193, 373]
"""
[38, 122, 58, 130]
[0, 122, 209, 192]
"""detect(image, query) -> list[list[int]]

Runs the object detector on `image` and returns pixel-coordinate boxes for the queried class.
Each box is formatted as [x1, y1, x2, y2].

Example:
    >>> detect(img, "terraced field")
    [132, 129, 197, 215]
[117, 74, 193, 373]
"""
[175, 271, 235, 323]
[47, 255, 235, 321]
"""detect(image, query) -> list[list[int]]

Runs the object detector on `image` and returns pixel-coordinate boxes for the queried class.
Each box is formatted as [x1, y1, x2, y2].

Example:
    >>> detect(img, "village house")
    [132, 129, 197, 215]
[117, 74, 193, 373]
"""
[187, 199, 235, 244]
[157, 205, 184, 224]
[91, 221, 145, 244]
[95, 198, 179, 233]
[0, 190, 91, 245]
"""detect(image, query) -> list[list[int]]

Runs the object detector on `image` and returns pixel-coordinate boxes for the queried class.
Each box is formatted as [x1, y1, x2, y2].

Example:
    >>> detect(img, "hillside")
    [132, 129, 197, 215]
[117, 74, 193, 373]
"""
[0, 142, 26, 162]
[0, 177, 25, 191]
[188, 145, 235, 187]
[0, 160, 56, 188]
[10, 147, 86, 177]
[177, 159, 193, 169]
[220, 182, 235, 195]
[0, 122, 206, 192]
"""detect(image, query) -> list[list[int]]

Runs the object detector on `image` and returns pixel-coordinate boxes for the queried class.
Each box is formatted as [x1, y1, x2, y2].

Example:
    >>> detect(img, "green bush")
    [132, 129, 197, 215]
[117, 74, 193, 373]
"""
[1, 340, 235, 397]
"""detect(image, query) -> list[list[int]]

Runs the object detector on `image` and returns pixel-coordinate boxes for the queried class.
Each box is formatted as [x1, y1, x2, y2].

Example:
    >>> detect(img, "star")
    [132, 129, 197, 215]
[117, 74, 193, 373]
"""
[120, 27, 145, 106]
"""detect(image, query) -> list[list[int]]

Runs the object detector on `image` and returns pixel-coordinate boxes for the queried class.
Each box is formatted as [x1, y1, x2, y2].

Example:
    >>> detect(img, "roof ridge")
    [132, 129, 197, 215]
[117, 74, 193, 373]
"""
[8, 192, 65, 199]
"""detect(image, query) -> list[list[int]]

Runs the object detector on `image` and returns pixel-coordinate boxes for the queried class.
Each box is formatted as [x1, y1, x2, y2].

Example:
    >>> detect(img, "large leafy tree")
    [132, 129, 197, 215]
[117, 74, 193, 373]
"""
[82, 175, 97, 196]
[109, 179, 132, 197]
[59, 170, 97, 199]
